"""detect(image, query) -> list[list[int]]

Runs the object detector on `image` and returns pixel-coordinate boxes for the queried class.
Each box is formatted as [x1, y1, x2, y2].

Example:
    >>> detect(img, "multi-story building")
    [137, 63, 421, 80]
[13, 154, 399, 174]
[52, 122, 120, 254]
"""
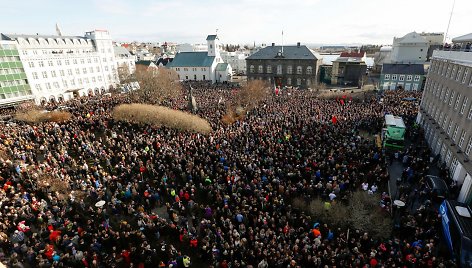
[380, 63, 425, 90]
[390, 32, 428, 64]
[1, 29, 119, 104]
[246, 42, 321, 88]
[331, 51, 367, 86]
[0, 40, 34, 107]
[114, 46, 136, 73]
[417, 43, 472, 204]
[220, 50, 249, 75]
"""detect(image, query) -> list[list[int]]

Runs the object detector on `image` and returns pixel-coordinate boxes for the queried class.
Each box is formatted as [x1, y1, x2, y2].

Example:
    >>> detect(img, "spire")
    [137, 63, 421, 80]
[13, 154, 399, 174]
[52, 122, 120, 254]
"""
[55, 23, 63, 36]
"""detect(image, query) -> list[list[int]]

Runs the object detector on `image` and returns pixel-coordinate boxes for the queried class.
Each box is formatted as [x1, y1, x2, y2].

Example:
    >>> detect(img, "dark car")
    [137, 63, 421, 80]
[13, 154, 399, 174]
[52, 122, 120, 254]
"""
[425, 175, 449, 201]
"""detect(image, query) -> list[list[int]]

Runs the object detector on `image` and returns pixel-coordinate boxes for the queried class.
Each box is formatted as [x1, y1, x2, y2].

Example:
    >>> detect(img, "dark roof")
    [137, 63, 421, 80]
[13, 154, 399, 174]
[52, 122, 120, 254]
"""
[246, 45, 319, 60]
[135, 60, 156, 67]
[156, 58, 173, 66]
[382, 63, 424, 75]
[340, 51, 365, 58]
[167, 52, 215, 67]
[206, 35, 218, 41]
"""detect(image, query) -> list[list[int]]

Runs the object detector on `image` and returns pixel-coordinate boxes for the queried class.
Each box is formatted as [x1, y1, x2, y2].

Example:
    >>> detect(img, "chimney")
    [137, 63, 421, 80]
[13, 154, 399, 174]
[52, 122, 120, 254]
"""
[272, 43, 275, 47]
[297, 42, 300, 47]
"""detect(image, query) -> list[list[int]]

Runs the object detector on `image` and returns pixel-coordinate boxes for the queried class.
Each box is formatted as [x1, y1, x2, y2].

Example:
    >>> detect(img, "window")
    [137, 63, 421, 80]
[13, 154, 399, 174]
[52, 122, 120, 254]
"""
[456, 67, 463, 81]
[445, 64, 451, 76]
[406, 75, 412, 81]
[65, 60, 70, 65]
[35, 84, 41, 91]
[60, 70, 65, 77]
[28, 62, 35, 68]
[250, 65, 254, 73]
[103, 58, 107, 63]
[75, 68, 80, 75]
[38, 61, 44, 67]
[84, 78, 89, 84]
[42, 71, 47, 78]
[92, 77, 96, 82]
[444, 88, 450, 103]
[461, 97, 468, 114]
[392, 74, 397, 80]
[287, 78, 292, 85]
[384, 74, 390, 80]
[32, 72, 38, 79]
[450, 65, 457, 79]
[258, 65, 263, 73]
[414, 75, 420, 82]
[70, 79, 75, 86]
[277, 65, 282, 75]
[307, 79, 311, 86]
[287, 66, 292, 74]
[80, 59, 85, 64]
[96, 66, 100, 72]
[468, 106, 472, 120]
[97, 76, 102, 82]
[296, 66, 302, 75]
[303, 66, 311, 75]
[449, 92, 455, 106]
[51, 70, 57, 78]
[57, 60, 62, 66]
[67, 69, 73, 76]
[62, 80, 68, 87]
[104, 66, 108, 71]
[466, 137, 472, 156]
[266, 65, 272, 73]
[447, 122, 453, 135]
[78, 78, 82, 85]
[455, 94, 461, 110]
[399, 75, 405, 81]
[48, 61, 53, 67]
[87, 59, 92, 64]
[453, 125, 459, 141]
[46, 83, 51, 89]
[462, 68, 469, 84]
[459, 130, 467, 148]
[89, 67, 93, 73]
[83, 68, 87, 74]
[296, 78, 301, 85]
[73, 59, 77, 64]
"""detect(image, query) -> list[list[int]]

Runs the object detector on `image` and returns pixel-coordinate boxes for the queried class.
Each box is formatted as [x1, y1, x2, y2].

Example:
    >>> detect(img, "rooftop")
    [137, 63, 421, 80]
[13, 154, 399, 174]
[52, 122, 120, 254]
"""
[167, 52, 215, 67]
[247, 45, 319, 60]
[382, 63, 425, 75]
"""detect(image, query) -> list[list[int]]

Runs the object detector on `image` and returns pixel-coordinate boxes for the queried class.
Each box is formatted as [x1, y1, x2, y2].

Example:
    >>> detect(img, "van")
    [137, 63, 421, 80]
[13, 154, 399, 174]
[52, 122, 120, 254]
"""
[425, 175, 449, 200]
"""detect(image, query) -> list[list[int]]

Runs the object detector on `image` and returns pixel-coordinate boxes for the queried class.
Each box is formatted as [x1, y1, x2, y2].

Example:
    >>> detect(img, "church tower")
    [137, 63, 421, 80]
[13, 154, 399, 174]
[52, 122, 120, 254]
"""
[206, 34, 219, 58]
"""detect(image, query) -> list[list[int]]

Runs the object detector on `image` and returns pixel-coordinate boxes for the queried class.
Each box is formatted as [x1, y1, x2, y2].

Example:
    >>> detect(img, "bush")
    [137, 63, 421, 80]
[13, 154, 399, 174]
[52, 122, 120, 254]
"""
[112, 103, 211, 134]
[15, 110, 72, 123]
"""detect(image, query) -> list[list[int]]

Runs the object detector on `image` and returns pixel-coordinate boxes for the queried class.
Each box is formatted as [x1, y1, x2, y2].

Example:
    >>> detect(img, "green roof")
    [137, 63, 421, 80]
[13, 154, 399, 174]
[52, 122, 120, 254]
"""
[167, 52, 215, 67]
[215, 63, 229, 71]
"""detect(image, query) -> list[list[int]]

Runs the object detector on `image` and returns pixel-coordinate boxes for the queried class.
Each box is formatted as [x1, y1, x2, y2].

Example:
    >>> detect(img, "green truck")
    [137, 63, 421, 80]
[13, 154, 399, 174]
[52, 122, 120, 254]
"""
[383, 114, 406, 149]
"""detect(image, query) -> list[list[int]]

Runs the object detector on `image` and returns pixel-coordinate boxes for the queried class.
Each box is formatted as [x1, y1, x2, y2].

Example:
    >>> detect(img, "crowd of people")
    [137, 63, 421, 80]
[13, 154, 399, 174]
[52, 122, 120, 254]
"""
[0, 84, 456, 267]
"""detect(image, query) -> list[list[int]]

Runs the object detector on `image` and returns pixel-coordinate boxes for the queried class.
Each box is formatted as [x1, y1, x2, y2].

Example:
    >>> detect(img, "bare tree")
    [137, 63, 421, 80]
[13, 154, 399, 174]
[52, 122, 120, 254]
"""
[131, 65, 183, 104]
[237, 79, 269, 110]
[118, 63, 134, 85]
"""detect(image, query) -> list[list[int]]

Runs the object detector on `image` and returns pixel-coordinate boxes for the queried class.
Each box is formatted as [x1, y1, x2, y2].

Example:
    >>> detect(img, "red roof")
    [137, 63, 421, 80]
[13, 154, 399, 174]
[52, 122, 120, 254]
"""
[340, 51, 365, 58]
[121, 44, 129, 48]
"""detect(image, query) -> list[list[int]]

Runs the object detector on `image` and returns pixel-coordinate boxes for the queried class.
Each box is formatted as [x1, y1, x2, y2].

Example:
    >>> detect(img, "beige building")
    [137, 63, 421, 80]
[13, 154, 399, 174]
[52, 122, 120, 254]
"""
[417, 40, 472, 204]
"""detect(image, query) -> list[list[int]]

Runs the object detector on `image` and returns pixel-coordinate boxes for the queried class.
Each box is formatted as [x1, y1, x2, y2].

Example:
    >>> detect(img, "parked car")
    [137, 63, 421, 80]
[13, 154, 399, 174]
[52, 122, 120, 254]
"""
[425, 175, 449, 201]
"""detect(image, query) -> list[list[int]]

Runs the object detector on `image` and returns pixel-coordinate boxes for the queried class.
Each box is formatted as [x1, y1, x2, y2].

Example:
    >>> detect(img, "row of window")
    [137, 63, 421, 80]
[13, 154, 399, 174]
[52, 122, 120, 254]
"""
[21, 48, 113, 56]
[33, 75, 111, 91]
[249, 65, 313, 75]
[249, 76, 312, 86]
[175, 68, 207, 72]
[425, 123, 472, 163]
[31, 64, 117, 80]
[0, 90, 33, 100]
[0, 68, 24, 75]
[0, 79, 27, 88]
[384, 74, 421, 82]
[0, 56, 21, 62]
[430, 60, 472, 86]
[27, 57, 115, 68]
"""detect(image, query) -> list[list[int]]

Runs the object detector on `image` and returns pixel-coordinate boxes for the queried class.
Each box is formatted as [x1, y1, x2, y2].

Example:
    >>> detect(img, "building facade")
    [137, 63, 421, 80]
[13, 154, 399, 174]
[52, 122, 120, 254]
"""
[380, 63, 425, 90]
[220, 50, 248, 75]
[1, 30, 119, 104]
[167, 35, 229, 83]
[114, 46, 136, 74]
[417, 49, 472, 204]
[0, 40, 34, 107]
[246, 43, 321, 88]
[331, 51, 367, 86]
[390, 32, 428, 64]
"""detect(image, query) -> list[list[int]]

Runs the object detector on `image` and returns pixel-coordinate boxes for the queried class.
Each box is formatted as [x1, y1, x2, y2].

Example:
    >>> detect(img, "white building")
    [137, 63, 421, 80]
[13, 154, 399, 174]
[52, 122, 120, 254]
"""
[220, 50, 248, 75]
[175, 43, 208, 53]
[1, 30, 119, 104]
[114, 46, 136, 73]
[167, 35, 231, 83]
[390, 32, 428, 64]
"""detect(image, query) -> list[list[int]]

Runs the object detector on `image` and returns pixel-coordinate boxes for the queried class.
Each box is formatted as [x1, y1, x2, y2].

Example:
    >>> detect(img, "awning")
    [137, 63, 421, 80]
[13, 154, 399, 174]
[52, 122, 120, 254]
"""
[452, 33, 472, 43]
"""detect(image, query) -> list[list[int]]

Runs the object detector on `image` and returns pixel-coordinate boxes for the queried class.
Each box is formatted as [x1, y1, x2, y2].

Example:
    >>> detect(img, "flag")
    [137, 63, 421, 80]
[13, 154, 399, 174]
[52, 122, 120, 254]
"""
[340, 99, 345, 105]
[332, 116, 337, 124]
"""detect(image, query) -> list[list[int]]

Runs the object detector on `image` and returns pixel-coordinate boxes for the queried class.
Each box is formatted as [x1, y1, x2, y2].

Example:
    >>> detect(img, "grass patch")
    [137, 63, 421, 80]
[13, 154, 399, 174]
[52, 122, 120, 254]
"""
[112, 103, 211, 134]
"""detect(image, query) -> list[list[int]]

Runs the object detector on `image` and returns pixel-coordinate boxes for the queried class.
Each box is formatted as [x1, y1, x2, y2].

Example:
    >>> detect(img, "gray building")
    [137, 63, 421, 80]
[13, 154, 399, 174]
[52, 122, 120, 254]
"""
[380, 64, 425, 90]
[246, 43, 321, 88]
[417, 43, 472, 205]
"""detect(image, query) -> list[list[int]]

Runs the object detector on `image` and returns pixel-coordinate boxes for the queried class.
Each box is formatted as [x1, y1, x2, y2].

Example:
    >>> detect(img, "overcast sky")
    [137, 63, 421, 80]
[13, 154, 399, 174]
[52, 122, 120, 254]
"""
[2, 0, 471, 45]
